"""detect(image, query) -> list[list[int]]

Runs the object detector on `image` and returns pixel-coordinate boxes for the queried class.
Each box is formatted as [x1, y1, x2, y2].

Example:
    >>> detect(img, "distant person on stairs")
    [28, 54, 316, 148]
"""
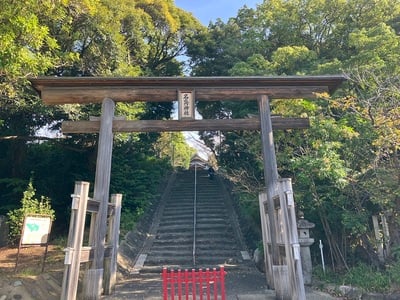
[208, 166, 215, 179]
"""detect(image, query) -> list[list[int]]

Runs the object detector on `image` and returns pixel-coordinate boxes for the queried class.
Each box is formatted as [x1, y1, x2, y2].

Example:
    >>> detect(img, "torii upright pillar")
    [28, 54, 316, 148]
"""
[258, 95, 279, 266]
[83, 98, 115, 300]
[258, 95, 305, 300]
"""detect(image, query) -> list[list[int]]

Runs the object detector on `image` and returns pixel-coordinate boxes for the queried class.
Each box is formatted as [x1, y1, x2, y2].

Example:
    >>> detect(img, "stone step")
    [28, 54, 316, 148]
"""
[195, 243, 239, 250]
[196, 218, 229, 223]
[159, 219, 194, 226]
[149, 244, 192, 250]
[144, 254, 241, 266]
[140, 265, 192, 273]
[165, 196, 194, 200]
[140, 263, 245, 275]
[162, 207, 194, 213]
[151, 242, 193, 249]
[196, 202, 226, 207]
[144, 256, 194, 265]
[155, 233, 193, 240]
[160, 215, 228, 221]
[154, 228, 234, 236]
[195, 230, 235, 237]
[164, 203, 193, 206]
[151, 238, 237, 247]
[196, 224, 231, 231]
[195, 249, 241, 256]
[196, 213, 228, 218]
[147, 249, 193, 256]
[156, 225, 194, 232]
[161, 211, 193, 218]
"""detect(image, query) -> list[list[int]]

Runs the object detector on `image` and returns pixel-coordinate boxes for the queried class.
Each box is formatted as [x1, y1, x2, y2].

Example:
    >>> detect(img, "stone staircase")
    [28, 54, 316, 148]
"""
[109, 169, 252, 298]
[136, 169, 248, 272]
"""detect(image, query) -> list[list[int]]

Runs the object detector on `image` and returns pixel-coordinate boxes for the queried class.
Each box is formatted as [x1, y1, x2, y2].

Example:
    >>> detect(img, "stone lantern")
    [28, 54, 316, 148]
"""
[297, 212, 315, 285]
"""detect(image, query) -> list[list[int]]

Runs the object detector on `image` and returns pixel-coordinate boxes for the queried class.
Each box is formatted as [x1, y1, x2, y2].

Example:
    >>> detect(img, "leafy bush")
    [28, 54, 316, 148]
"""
[7, 179, 55, 245]
[387, 259, 400, 289]
[343, 263, 389, 293]
[120, 208, 144, 237]
[313, 265, 341, 285]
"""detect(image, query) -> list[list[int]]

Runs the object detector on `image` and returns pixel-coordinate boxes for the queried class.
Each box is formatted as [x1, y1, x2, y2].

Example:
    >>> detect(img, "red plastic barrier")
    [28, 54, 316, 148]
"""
[162, 267, 226, 300]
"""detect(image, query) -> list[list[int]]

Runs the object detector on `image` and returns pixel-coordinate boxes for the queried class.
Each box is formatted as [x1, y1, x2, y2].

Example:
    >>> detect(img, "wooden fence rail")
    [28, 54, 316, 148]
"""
[60, 181, 122, 300]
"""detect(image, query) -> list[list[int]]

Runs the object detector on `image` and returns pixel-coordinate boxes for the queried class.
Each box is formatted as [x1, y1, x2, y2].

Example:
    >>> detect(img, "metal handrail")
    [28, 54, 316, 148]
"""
[192, 163, 198, 266]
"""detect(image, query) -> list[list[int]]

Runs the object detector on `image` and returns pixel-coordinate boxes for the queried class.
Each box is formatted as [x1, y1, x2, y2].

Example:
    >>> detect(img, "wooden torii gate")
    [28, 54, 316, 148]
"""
[30, 76, 344, 300]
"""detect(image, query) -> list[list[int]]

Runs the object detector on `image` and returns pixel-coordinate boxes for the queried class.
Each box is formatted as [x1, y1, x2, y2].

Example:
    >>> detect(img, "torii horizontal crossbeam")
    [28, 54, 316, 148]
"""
[62, 117, 309, 133]
[30, 76, 345, 105]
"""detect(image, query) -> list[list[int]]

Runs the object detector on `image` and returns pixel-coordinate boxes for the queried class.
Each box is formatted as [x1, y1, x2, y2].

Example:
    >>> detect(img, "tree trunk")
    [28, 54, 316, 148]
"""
[319, 211, 349, 271]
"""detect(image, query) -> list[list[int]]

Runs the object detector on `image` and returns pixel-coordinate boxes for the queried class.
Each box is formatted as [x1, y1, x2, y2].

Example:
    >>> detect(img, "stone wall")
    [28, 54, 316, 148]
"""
[0, 215, 9, 246]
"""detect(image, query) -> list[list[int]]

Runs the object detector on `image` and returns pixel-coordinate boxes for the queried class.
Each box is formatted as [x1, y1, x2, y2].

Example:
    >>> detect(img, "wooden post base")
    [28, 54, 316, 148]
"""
[83, 268, 104, 300]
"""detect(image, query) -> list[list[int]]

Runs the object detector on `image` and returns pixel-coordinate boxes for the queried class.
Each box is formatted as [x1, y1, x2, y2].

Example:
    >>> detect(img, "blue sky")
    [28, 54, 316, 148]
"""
[175, 0, 261, 25]
[172, 1, 263, 155]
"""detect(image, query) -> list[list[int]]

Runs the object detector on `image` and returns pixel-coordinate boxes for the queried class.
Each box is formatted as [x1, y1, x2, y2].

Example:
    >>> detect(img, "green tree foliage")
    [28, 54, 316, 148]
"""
[0, 0, 201, 235]
[186, 8, 264, 76]
[229, 54, 273, 76]
[154, 132, 197, 168]
[111, 141, 172, 234]
[186, 0, 400, 269]
[127, 0, 202, 76]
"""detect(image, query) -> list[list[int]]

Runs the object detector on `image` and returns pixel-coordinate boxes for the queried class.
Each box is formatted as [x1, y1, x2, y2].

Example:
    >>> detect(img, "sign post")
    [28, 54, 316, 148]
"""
[15, 214, 52, 273]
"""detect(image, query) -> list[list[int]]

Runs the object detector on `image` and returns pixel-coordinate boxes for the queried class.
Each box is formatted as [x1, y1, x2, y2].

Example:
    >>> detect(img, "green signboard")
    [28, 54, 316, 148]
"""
[21, 215, 52, 245]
